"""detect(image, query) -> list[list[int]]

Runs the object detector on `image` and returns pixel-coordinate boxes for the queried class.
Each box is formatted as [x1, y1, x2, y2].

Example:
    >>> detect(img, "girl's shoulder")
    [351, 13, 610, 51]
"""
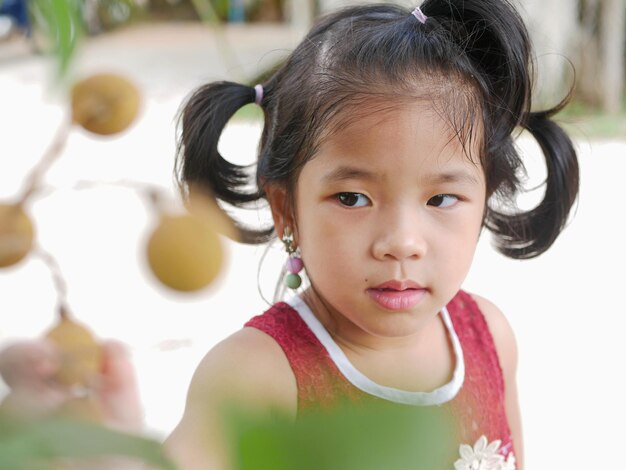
[455, 291, 518, 383]
[166, 325, 298, 469]
[186, 325, 298, 417]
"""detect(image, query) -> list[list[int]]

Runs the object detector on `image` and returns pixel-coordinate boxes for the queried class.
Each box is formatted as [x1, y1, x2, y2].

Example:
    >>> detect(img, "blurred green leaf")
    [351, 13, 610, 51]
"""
[558, 98, 626, 138]
[29, 0, 83, 79]
[189, 0, 220, 23]
[227, 401, 458, 470]
[0, 414, 176, 470]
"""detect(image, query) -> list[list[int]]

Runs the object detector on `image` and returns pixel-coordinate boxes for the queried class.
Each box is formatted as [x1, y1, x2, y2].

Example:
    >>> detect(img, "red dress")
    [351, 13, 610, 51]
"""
[245, 290, 515, 468]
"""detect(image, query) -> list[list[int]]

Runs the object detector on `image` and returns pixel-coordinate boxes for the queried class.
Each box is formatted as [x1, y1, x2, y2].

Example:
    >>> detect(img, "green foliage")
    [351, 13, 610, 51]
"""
[187, 0, 245, 82]
[29, 0, 83, 79]
[205, 0, 228, 21]
[188, 0, 260, 22]
[0, 414, 176, 470]
[188, 0, 220, 23]
[232, 103, 263, 121]
[227, 401, 457, 470]
[558, 99, 626, 139]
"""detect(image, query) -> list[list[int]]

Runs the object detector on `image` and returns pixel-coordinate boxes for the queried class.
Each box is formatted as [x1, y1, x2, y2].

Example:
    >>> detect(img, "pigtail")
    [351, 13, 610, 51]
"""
[423, 0, 579, 258]
[486, 102, 580, 258]
[175, 81, 274, 244]
[421, 0, 532, 136]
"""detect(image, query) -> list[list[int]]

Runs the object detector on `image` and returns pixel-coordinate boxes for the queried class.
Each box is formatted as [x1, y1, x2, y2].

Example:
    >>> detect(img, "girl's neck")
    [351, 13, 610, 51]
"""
[300, 288, 440, 356]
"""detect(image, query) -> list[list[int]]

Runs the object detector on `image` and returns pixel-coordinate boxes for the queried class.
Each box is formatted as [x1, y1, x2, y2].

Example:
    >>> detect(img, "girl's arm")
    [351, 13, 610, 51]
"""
[164, 327, 297, 470]
[0, 329, 295, 470]
[471, 294, 524, 470]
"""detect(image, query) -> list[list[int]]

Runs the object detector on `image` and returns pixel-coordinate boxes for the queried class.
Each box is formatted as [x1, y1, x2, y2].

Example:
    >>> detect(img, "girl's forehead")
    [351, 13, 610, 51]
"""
[311, 101, 483, 177]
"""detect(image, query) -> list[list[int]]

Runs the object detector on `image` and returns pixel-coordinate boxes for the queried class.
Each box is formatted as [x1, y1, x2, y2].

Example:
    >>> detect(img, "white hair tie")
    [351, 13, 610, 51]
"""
[254, 84, 264, 106]
[411, 6, 428, 24]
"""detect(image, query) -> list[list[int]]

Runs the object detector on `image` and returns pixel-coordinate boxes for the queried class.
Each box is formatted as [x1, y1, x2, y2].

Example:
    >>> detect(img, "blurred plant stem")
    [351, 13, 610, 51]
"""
[189, 0, 246, 83]
[32, 245, 70, 316]
[18, 115, 72, 204]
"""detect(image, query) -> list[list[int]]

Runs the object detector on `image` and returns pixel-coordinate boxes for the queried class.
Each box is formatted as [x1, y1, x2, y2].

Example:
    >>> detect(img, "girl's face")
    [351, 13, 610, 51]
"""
[291, 101, 486, 339]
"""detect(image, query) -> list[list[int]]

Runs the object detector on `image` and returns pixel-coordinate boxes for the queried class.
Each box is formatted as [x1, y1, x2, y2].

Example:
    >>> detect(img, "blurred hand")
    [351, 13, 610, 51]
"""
[0, 338, 143, 432]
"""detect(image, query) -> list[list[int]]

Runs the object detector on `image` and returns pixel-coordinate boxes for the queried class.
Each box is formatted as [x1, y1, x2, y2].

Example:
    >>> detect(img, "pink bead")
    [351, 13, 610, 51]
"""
[286, 257, 304, 274]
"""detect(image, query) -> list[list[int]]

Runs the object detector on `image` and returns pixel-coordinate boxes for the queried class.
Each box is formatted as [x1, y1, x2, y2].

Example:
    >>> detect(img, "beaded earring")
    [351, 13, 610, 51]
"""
[282, 226, 303, 289]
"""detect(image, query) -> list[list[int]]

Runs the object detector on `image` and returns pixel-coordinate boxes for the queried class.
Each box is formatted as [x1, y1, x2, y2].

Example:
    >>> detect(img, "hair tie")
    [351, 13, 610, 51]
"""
[411, 6, 427, 24]
[254, 84, 264, 106]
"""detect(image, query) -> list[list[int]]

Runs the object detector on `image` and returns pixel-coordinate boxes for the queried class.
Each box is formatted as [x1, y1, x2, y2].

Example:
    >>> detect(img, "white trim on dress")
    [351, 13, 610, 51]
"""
[285, 295, 465, 406]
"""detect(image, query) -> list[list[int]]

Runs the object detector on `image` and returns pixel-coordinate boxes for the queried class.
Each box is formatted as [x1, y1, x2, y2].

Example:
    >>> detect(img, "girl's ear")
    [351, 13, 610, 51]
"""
[265, 183, 291, 239]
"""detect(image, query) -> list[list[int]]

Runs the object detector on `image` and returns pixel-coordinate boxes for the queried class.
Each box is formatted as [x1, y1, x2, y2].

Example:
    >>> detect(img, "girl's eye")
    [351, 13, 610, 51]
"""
[336, 192, 370, 208]
[427, 194, 459, 208]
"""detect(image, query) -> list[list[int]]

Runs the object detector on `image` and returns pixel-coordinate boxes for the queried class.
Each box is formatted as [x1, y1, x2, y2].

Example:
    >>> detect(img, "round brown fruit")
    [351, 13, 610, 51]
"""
[71, 73, 140, 136]
[44, 314, 102, 389]
[186, 184, 240, 241]
[0, 203, 34, 268]
[147, 213, 223, 292]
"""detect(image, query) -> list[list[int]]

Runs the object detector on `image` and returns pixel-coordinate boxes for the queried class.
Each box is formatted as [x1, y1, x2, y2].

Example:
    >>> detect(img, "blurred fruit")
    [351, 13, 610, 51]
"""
[44, 310, 102, 389]
[0, 203, 34, 268]
[71, 73, 140, 135]
[186, 184, 240, 241]
[147, 212, 223, 292]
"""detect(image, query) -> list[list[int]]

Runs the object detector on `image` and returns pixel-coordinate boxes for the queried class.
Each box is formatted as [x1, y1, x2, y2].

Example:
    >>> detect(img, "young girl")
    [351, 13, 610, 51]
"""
[0, 1, 578, 469]
[165, 1, 578, 469]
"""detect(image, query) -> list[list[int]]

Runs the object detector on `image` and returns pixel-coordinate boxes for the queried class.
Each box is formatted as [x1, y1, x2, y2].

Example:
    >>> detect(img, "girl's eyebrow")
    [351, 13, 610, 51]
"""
[321, 166, 481, 186]
[422, 170, 482, 186]
[321, 166, 379, 184]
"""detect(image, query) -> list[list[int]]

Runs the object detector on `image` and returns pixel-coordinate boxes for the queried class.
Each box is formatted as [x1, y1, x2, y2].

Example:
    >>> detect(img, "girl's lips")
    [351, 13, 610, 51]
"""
[372, 280, 423, 291]
[366, 287, 427, 311]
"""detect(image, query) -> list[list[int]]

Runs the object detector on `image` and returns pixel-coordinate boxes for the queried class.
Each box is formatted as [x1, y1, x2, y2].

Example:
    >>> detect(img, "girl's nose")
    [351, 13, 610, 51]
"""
[371, 209, 428, 261]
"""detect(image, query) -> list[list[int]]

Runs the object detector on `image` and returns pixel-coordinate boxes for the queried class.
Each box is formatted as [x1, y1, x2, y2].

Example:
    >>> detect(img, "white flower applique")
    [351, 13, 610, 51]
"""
[454, 435, 516, 470]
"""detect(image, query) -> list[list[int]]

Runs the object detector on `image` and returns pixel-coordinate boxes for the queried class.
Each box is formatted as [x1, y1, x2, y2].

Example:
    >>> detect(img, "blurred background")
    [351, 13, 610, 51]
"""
[1, 0, 625, 468]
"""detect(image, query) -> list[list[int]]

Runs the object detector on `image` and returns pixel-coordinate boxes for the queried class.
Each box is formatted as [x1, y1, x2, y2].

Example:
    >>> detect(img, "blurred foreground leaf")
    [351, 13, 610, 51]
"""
[30, 0, 83, 78]
[228, 402, 457, 470]
[0, 414, 176, 470]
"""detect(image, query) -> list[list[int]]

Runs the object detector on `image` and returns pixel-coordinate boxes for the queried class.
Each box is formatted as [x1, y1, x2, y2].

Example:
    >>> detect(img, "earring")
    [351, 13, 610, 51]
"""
[282, 226, 303, 289]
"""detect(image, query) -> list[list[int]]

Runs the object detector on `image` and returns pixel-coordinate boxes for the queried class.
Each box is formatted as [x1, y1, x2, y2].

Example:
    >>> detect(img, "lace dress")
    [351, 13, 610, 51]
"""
[245, 290, 516, 469]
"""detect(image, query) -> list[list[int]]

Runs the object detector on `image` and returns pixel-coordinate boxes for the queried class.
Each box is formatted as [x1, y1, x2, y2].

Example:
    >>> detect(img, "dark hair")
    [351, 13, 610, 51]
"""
[175, 0, 579, 259]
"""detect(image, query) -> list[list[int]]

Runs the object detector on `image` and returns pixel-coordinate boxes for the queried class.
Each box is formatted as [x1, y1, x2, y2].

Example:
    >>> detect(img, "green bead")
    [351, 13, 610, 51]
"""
[285, 273, 302, 289]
